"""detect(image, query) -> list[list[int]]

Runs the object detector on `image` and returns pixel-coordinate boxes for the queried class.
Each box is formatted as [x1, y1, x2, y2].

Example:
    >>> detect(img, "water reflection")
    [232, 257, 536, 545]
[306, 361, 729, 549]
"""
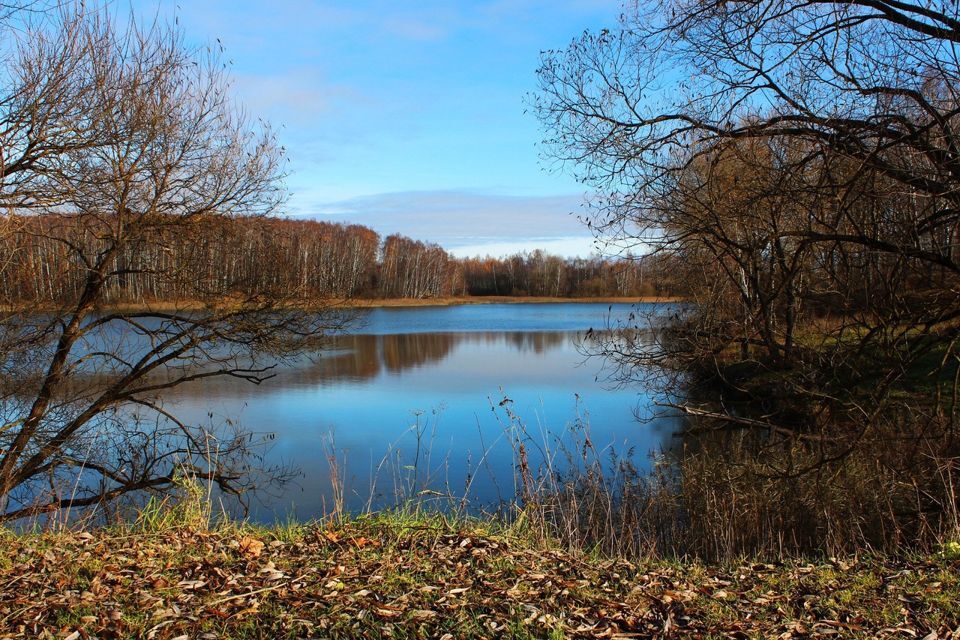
[380, 333, 458, 374]
[165, 332, 571, 396]
[4, 303, 683, 523]
[164, 326, 680, 522]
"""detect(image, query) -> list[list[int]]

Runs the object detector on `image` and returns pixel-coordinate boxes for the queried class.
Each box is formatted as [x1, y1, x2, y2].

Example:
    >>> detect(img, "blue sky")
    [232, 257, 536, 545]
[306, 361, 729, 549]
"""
[135, 0, 622, 257]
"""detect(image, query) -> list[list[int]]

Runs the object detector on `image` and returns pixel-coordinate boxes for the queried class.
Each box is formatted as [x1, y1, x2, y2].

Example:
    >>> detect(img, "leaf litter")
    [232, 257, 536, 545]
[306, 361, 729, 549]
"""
[0, 519, 957, 638]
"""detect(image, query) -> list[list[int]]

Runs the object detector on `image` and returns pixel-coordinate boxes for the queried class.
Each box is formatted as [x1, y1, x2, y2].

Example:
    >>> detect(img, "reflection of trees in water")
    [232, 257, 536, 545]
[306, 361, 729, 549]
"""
[12, 332, 578, 400]
[505, 331, 566, 354]
[315, 332, 572, 382]
[318, 335, 382, 381]
[378, 333, 458, 373]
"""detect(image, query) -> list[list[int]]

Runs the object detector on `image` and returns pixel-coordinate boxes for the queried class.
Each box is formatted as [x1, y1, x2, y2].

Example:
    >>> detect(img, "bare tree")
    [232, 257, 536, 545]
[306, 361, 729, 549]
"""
[536, 0, 960, 275]
[0, 4, 347, 521]
[535, 0, 960, 405]
[536, 0, 960, 551]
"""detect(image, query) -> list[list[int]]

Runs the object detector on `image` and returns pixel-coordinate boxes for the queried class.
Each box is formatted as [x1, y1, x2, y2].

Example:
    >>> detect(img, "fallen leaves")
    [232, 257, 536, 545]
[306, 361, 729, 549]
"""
[0, 522, 957, 639]
[236, 536, 263, 559]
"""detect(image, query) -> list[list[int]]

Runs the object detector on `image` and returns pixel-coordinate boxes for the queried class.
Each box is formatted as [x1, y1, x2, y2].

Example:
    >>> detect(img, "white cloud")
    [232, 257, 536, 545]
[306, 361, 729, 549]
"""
[448, 236, 600, 258]
[298, 189, 597, 254]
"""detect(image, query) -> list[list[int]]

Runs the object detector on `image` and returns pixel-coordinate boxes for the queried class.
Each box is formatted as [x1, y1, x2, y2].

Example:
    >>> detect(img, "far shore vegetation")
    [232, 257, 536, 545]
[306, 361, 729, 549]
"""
[0, 214, 676, 308]
[0, 295, 684, 315]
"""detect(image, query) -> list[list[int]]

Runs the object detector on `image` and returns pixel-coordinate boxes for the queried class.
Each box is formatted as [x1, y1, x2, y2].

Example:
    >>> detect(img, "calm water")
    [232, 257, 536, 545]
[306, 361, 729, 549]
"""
[164, 303, 681, 521]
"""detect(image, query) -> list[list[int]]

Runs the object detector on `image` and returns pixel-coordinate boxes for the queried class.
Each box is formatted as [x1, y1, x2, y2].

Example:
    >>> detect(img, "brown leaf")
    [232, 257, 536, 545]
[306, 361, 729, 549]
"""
[237, 536, 264, 559]
[352, 536, 379, 548]
[177, 579, 206, 590]
[410, 609, 438, 621]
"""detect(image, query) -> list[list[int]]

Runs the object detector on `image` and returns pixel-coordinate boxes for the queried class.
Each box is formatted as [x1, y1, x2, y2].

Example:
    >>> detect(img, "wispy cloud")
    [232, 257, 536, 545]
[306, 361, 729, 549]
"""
[232, 70, 372, 125]
[139, 0, 622, 253]
[298, 189, 598, 257]
[448, 236, 601, 258]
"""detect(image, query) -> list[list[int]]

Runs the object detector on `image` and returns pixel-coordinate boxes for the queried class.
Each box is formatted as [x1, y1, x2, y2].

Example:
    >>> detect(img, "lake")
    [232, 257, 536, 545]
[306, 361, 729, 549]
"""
[164, 302, 681, 522]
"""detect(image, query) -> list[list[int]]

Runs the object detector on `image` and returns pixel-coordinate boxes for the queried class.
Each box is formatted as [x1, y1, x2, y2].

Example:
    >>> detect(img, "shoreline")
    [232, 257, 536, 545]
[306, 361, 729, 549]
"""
[1, 295, 684, 314]
[343, 295, 682, 308]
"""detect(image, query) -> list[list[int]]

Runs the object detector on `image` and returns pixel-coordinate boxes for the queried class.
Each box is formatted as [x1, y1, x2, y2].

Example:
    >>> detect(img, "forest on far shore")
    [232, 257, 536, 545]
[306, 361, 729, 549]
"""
[0, 214, 679, 306]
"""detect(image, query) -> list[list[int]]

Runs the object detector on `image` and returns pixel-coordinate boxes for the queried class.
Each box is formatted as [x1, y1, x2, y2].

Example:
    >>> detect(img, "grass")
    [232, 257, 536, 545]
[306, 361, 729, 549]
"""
[0, 512, 958, 639]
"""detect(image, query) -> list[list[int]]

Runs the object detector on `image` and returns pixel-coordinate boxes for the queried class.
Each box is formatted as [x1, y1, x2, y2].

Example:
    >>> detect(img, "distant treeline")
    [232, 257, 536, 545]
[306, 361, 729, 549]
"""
[0, 215, 679, 305]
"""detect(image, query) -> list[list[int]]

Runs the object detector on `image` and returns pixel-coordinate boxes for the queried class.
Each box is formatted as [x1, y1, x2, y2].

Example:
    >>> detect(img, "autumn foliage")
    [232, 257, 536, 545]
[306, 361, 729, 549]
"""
[0, 214, 659, 305]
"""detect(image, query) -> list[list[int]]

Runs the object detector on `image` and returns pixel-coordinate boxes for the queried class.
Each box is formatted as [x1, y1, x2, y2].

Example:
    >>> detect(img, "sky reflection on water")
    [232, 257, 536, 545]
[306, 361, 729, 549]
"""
[166, 304, 680, 522]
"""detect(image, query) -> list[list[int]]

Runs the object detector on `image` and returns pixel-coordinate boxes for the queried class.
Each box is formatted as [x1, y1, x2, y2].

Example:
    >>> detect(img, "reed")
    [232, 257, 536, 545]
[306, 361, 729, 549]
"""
[314, 401, 960, 562]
